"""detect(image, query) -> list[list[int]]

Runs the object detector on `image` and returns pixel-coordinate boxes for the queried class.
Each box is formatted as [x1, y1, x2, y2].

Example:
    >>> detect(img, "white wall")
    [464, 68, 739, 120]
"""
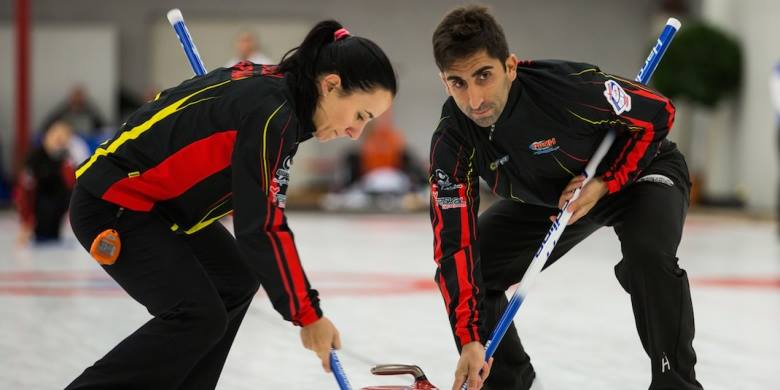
[0, 24, 117, 173]
[150, 17, 310, 89]
[701, 0, 779, 212]
[1, 0, 654, 164]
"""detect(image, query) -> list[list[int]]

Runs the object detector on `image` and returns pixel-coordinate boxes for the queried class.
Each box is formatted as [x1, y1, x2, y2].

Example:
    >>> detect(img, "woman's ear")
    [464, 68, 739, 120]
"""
[319, 74, 342, 95]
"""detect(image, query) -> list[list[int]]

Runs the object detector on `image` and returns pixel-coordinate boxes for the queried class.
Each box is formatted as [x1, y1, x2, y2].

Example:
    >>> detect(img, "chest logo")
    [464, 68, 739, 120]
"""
[603, 79, 632, 115]
[529, 138, 559, 155]
[490, 155, 510, 170]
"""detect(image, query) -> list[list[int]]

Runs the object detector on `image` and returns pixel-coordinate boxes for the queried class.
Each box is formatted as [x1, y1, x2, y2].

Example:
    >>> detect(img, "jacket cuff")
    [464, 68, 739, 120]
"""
[602, 176, 622, 194]
[455, 326, 481, 348]
[294, 304, 322, 327]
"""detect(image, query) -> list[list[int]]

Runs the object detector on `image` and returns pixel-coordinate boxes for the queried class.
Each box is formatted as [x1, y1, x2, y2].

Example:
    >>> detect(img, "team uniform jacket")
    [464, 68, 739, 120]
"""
[429, 60, 677, 346]
[76, 62, 322, 326]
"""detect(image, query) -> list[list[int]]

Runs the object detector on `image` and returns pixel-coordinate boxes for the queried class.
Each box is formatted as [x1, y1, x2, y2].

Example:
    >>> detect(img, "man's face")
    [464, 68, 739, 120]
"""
[441, 50, 518, 127]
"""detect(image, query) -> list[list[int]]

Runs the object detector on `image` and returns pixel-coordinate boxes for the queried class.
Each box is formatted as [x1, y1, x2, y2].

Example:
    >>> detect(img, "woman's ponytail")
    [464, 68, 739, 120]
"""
[278, 20, 397, 125]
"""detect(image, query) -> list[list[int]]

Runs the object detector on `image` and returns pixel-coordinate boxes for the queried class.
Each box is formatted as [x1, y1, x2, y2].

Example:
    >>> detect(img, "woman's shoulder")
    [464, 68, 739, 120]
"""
[229, 70, 293, 115]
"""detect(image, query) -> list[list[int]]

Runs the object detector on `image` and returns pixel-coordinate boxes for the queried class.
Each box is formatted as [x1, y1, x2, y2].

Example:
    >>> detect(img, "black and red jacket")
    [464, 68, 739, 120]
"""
[429, 60, 677, 346]
[76, 62, 321, 326]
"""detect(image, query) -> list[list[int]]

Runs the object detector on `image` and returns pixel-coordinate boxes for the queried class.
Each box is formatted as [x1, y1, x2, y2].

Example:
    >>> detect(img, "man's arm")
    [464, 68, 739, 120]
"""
[429, 114, 483, 349]
[569, 67, 676, 193]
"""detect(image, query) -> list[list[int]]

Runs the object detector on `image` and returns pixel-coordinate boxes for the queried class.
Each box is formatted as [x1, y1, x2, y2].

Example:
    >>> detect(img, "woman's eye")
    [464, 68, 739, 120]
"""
[357, 113, 364, 121]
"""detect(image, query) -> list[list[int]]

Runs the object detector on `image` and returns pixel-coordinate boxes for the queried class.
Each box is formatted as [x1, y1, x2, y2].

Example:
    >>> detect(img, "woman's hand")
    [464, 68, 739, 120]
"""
[300, 316, 342, 373]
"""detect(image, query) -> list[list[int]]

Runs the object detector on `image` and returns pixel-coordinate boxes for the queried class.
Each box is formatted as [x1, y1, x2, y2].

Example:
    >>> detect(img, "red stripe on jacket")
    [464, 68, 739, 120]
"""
[265, 204, 296, 322]
[265, 200, 319, 326]
[102, 131, 237, 211]
[604, 88, 674, 194]
[277, 220, 319, 325]
[630, 87, 675, 129]
[458, 185, 479, 342]
[605, 116, 655, 193]
[432, 188, 445, 261]
[453, 249, 477, 344]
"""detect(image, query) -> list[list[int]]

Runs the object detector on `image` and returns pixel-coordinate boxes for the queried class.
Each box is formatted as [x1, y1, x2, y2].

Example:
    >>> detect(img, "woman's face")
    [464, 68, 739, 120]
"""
[312, 74, 393, 142]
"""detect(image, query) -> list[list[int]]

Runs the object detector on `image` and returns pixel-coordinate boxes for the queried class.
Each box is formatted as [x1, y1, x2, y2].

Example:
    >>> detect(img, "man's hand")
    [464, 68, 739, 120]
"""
[300, 316, 341, 373]
[551, 175, 609, 225]
[452, 341, 493, 390]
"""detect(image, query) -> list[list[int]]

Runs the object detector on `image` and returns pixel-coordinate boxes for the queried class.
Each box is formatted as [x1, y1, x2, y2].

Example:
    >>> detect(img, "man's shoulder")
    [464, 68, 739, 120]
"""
[518, 60, 604, 86]
[520, 59, 600, 74]
[434, 98, 472, 134]
[431, 98, 477, 151]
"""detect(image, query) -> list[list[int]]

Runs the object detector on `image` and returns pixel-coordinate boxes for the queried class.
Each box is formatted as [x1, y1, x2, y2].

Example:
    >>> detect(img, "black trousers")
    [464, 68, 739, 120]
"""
[66, 185, 260, 390]
[479, 151, 702, 390]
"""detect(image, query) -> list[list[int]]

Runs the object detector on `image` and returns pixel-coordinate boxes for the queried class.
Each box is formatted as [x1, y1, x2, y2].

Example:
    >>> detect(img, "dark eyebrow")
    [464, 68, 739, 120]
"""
[471, 65, 494, 77]
[445, 66, 494, 82]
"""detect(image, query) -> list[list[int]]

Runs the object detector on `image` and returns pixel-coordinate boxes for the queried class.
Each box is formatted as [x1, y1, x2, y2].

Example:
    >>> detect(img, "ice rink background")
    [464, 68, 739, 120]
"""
[0, 211, 777, 389]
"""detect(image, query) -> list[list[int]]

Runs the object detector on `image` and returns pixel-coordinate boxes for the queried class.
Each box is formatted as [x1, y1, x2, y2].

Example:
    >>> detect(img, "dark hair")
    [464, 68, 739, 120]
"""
[432, 5, 509, 71]
[278, 20, 398, 124]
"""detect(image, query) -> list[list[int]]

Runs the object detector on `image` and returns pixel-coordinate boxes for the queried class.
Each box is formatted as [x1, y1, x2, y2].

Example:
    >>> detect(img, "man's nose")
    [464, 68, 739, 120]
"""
[468, 87, 484, 110]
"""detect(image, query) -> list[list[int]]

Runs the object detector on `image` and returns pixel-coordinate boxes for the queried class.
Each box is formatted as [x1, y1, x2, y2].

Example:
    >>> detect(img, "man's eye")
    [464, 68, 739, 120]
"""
[479, 72, 491, 80]
[452, 80, 464, 89]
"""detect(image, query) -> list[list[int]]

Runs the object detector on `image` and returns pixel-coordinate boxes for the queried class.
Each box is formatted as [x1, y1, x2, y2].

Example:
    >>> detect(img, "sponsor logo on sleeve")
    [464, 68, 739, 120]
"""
[603, 79, 632, 115]
[436, 196, 467, 209]
[431, 169, 466, 209]
[270, 156, 292, 208]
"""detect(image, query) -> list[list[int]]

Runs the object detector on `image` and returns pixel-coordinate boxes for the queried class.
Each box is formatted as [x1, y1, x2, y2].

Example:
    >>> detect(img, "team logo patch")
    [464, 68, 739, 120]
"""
[603, 80, 632, 115]
[529, 138, 559, 155]
[433, 169, 462, 191]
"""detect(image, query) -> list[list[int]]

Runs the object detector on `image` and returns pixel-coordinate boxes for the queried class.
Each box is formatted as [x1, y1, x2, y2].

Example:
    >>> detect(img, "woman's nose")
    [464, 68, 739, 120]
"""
[348, 125, 364, 140]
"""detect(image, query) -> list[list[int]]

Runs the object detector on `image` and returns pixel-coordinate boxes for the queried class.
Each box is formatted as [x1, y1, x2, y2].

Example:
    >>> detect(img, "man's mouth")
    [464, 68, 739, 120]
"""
[471, 106, 491, 116]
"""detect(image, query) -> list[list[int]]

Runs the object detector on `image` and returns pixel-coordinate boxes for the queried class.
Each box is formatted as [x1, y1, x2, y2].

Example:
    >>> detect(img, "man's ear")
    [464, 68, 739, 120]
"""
[320, 73, 342, 95]
[506, 54, 519, 82]
[439, 72, 452, 96]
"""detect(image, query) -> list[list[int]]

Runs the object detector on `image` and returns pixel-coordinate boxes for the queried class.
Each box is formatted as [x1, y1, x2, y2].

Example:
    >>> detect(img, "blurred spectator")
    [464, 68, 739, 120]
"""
[225, 30, 273, 67]
[118, 85, 160, 123]
[14, 120, 76, 244]
[771, 61, 780, 235]
[43, 85, 106, 137]
[323, 112, 427, 211]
